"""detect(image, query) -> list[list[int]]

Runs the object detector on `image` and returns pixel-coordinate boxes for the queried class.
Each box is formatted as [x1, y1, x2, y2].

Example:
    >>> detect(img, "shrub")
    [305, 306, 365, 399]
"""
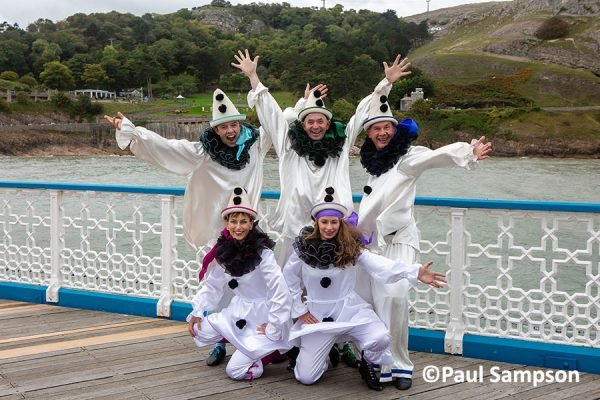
[535, 16, 570, 40]
[0, 71, 18, 81]
[332, 98, 355, 121]
[0, 98, 10, 112]
[16, 91, 29, 104]
[51, 92, 73, 109]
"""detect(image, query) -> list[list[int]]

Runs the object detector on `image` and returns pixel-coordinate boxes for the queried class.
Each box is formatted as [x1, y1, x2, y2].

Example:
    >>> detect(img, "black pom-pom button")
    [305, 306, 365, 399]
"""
[234, 187, 243, 195]
[315, 157, 325, 167]
[325, 187, 334, 195]
[364, 185, 372, 195]
[219, 104, 227, 113]
[236, 319, 246, 329]
[324, 195, 333, 202]
[314, 89, 322, 98]
[380, 95, 388, 103]
[320, 277, 332, 288]
[322, 317, 334, 322]
[216, 93, 224, 101]
[380, 104, 388, 112]
[228, 279, 238, 289]
[233, 196, 241, 205]
[315, 99, 324, 107]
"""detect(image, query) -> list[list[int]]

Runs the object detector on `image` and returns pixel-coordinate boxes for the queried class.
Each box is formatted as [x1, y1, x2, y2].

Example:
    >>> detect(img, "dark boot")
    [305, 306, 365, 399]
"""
[286, 346, 300, 372]
[329, 345, 340, 367]
[358, 352, 383, 391]
[394, 377, 412, 390]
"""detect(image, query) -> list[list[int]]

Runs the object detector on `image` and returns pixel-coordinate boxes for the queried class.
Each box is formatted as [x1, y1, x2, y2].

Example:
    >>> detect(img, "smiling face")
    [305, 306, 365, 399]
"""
[317, 216, 341, 240]
[302, 112, 331, 141]
[226, 212, 253, 241]
[214, 121, 242, 147]
[367, 121, 396, 150]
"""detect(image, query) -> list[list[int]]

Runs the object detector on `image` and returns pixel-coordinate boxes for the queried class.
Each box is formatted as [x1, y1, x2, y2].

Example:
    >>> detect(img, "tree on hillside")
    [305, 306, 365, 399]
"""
[0, 39, 28, 75]
[82, 63, 109, 88]
[40, 61, 75, 90]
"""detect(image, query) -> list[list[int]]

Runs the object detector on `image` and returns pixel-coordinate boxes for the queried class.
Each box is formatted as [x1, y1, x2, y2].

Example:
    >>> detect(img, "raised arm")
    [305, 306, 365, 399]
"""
[231, 49, 261, 90]
[346, 55, 412, 145]
[402, 136, 492, 177]
[104, 112, 199, 175]
[357, 251, 445, 288]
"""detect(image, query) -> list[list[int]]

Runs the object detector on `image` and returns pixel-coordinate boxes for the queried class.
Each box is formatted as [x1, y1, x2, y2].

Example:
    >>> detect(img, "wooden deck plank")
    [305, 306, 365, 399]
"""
[0, 301, 597, 400]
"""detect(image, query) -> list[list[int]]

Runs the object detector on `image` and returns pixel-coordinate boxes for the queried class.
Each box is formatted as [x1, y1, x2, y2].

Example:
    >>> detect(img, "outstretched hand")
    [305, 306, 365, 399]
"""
[470, 136, 493, 160]
[231, 49, 261, 89]
[304, 83, 328, 100]
[384, 54, 412, 84]
[417, 262, 446, 288]
[103, 111, 125, 130]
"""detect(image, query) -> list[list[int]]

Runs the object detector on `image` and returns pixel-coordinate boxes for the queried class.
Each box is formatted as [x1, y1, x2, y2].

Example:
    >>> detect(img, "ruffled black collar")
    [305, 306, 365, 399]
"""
[215, 226, 275, 277]
[288, 120, 346, 167]
[293, 226, 339, 269]
[199, 124, 259, 170]
[360, 124, 418, 177]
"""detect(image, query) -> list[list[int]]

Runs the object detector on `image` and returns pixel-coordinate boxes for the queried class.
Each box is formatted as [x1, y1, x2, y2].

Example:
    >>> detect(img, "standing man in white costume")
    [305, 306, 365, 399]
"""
[356, 84, 492, 390]
[104, 89, 272, 366]
[232, 49, 412, 265]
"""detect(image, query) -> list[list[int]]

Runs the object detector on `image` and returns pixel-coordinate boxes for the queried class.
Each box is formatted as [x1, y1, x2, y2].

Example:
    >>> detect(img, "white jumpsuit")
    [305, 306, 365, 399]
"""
[188, 248, 292, 380]
[358, 143, 478, 382]
[283, 250, 420, 385]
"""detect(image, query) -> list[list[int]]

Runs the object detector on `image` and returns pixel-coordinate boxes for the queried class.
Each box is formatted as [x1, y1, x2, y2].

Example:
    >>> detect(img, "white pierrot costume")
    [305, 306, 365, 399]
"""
[247, 78, 392, 262]
[282, 193, 422, 385]
[188, 190, 292, 381]
[115, 89, 271, 247]
[356, 80, 480, 383]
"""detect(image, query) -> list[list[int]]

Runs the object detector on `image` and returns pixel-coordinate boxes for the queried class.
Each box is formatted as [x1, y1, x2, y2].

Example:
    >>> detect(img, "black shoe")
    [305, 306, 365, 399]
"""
[340, 344, 359, 368]
[329, 345, 340, 367]
[206, 345, 226, 366]
[358, 352, 383, 391]
[286, 346, 300, 372]
[395, 377, 412, 390]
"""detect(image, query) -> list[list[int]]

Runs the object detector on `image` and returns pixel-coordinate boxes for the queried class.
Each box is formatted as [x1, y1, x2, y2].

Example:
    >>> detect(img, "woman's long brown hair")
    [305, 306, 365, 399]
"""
[304, 218, 365, 268]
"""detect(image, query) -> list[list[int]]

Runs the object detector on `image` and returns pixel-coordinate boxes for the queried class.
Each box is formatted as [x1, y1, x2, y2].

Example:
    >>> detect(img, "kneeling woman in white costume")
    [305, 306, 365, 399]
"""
[187, 187, 292, 381]
[283, 187, 445, 391]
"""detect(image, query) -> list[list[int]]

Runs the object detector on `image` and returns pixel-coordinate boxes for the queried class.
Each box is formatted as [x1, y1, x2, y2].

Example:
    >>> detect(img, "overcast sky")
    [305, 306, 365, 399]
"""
[1, 0, 509, 29]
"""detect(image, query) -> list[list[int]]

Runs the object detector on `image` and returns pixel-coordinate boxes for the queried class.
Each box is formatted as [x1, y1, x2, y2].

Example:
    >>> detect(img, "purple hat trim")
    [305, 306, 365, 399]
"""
[315, 209, 344, 219]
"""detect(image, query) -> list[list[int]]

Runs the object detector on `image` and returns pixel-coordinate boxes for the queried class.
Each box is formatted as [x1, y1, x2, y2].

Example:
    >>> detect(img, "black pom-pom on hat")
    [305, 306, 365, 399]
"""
[234, 187, 243, 195]
[218, 104, 227, 113]
[380, 95, 388, 103]
[316, 99, 324, 107]
[325, 187, 334, 195]
[236, 319, 247, 329]
[380, 104, 389, 112]
[314, 89, 322, 98]
[216, 93, 224, 101]
[228, 279, 238, 289]
[320, 277, 332, 288]
[364, 185, 372, 195]
[324, 195, 333, 202]
[233, 196, 242, 205]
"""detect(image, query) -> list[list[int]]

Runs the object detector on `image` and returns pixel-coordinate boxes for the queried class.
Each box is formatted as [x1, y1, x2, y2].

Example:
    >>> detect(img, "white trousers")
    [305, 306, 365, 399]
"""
[294, 320, 391, 385]
[193, 323, 264, 380]
[370, 242, 416, 382]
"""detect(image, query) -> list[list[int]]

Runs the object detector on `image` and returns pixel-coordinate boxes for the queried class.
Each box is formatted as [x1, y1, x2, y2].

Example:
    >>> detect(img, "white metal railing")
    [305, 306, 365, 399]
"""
[0, 181, 598, 353]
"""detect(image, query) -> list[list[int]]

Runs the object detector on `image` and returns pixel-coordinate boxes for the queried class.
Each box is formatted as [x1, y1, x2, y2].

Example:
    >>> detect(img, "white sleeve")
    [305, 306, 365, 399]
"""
[116, 117, 200, 175]
[282, 251, 309, 319]
[357, 251, 420, 286]
[400, 143, 478, 177]
[346, 78, 391, 145]
[260, 250, 292, 341]
[284, 97, 305, 125]
[247, 83, 289, 157]
[189, 262, 227, 318]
